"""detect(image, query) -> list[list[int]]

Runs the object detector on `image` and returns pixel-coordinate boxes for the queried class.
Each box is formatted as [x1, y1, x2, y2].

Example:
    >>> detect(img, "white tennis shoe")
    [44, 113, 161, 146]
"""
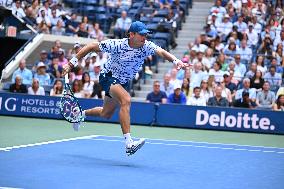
[126, 138, 146, 156]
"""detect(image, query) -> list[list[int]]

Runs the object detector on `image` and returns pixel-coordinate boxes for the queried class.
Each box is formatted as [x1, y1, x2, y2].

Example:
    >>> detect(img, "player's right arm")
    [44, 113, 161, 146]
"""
[62, 42, 101, 76]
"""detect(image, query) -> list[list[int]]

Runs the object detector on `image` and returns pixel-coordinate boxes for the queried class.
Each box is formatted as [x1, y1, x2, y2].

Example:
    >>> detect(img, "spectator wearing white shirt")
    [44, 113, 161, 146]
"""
[28, 78, 45, 96]
[187, 87, 206, 106]
[90, 62, 101, 82]
[209, 62, 224, 83]
[235, 78, 256, 103]
[160, 73, 174, 97]
[191, 37, 208, 53]
[238, 39, 252, 63]
[12, 0, 26, 18]
[190, 62, 207, 88]
[82, 72, 94, 98]
[217, 14, 233, 40]
[113, 11, 132, 39]
[200, 79, 213, 103]
[273, 30, 284, 52]
[250, 16, 262, 35]
[192, 51, 211, 71]
[36, 9, 51, 28]
[234, 54, 247, 77]
[210, 0, 227, 19]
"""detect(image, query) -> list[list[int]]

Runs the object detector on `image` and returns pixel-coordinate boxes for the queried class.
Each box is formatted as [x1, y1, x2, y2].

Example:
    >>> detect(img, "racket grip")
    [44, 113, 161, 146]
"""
[65, 74, 69, 84]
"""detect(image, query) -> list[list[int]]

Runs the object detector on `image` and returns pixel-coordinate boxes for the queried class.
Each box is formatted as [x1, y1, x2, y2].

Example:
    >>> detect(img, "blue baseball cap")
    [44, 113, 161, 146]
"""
[128, 21, 150, 35]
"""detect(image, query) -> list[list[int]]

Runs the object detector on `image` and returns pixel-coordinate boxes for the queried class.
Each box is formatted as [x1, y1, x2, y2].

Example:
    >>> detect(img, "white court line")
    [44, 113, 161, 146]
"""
[0, 135, 98, 152]
[94, 135, 284, 150]
[0, 187, 23, 189]
[90, 138, 284, 154]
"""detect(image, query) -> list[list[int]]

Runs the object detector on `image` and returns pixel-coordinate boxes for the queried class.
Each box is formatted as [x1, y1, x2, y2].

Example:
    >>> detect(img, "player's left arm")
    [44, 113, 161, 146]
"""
[155, 47, 188, 69]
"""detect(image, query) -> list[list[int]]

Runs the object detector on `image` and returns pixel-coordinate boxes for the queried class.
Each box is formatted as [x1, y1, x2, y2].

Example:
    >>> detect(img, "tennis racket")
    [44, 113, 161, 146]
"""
[59, 74, 83, 123]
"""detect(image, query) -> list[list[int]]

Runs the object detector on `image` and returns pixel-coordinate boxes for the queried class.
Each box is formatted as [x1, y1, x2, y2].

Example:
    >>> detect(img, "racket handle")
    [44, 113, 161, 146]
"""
[65, 74, 69, 84]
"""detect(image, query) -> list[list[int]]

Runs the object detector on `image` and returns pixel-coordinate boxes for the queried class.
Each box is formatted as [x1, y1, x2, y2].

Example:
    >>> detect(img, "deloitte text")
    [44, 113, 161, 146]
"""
[196, 110, 275, 131]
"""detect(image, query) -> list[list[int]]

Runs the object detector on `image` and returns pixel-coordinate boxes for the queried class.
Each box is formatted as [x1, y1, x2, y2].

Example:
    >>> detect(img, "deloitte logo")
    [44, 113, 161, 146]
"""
[195, 110, 275, 131]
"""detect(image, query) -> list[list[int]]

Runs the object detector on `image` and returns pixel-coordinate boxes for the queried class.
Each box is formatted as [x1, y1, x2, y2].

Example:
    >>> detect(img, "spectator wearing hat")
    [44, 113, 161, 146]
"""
[12, 59, 33, 85]
[207, 85, 229, 107]
[187, 86, 206, 106]
[9, 75, 27, 93]
[217, 14, 233, 41]
[34, 62, 51, 86]
[233, 91, 252, 108]
[256, 81, 276, 110]
[167, 82, 187, 104]
[28, 78, 45, 96]
[146, 80, 167, 104]
[223, 71, 237, 96]
[90, 61, 101, 82]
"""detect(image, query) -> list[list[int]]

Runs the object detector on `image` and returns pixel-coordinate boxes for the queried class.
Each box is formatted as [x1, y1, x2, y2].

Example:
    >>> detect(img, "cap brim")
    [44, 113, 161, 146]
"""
[138, 29, 150, 35]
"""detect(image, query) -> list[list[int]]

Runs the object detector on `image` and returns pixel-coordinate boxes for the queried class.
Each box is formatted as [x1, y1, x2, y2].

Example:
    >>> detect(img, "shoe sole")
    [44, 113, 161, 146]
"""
[126, 139, 146, 156]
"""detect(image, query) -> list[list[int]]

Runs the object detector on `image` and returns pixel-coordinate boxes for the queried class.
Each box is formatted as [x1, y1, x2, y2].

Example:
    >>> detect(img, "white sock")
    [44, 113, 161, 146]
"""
[124, 133, 133, 146]
[82, 110, 86, 118]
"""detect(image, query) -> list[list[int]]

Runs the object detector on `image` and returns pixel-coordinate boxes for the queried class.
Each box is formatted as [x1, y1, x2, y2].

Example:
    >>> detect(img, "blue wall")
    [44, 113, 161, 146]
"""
[0, 92, 283, 135]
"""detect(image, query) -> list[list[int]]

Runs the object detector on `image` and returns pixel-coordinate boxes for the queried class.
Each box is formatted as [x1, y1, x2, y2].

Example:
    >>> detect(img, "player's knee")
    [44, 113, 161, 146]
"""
[101, 112, 113, 119]
[120, 96, 131, 107]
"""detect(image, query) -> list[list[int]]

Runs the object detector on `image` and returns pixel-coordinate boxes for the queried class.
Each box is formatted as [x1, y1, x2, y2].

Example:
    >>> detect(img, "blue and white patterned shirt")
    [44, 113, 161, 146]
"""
[98, 38, 158, 84]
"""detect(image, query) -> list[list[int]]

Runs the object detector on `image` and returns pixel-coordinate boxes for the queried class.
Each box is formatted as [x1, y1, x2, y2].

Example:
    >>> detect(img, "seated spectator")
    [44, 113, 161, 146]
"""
[89, 23, 105, 41]
[233, 91, 253, 109]
[190, 62, 208, 87]
[58, 49, 68, 67]
[224, 41, 238, 59]
[146, 81, 167, 103]
[113, 11, 132, 39]
[272, 94, 284, 111]
[90, 62, 101, 82]
[90, 81, 104, 99]
[47, 57, 62, 80]
[271, 57, 283, 74]
[36, 9, 51, 27]
[50, 79, 63, 96]
[72, 79, 84, 98]
[200, 79, 213, 103]
[245, 62, 257, 79]
[76, 23, 89, 38]
[264, 66, 282, 89]
[65, 13, 79, 36]
[167, 83, 187, 104]
[38, 20, 50, 34]
[23, 5, 37, 28]
[233, 15, 247, 33]
[33, 50, 50, 72]
[256, 81, 276, 110]
[34, 62, 51, 86]
[238, 39, 252, 64]
[250, 70, 264, 91]
[217, 14, 233, 41]
[187, 87, 206, 106]
[160, 73, 174, 97]
[209, 62, 224, 83]
[117, 0, 132, 11]
[28, 78, 45, 95]
[9, 75, 27, 93]
[235, 78, 256, 105]
[191, 37, 208, 53]
[228, 61, 242, 84]
[192, 51, 211, 71]
[181, 78, 192, 98]
[219, 78, 232, 104]
[12, 59, 32, 85]
[71, 66, 84, 81]
[256, 55, 267, 75]
[49, 8, 61, 28]
[258, 34, 273, 62]
[12, 0, 26, 18]
[223, 72, 237, 96]
[51, 19, 65, 35]
[82, 72, 94, 98]
[207, 85, 229, 107]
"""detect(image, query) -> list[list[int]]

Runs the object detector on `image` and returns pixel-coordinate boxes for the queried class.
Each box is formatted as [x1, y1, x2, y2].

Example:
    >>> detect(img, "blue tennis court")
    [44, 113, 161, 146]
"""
[0, 135, 284, 189]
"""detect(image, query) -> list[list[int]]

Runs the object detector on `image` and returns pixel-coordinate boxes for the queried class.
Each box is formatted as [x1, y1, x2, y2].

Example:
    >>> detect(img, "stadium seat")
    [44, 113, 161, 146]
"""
[151, 17, 163, 23]
[152, 32, 171, 50]
[140, 16, 151, 24]
[146, 23, 159, 32]
[154, 9, 169, 18]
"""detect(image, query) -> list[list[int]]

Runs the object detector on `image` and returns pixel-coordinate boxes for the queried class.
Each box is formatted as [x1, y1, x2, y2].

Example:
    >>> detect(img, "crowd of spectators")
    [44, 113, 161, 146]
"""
[146, 0, 284, 111]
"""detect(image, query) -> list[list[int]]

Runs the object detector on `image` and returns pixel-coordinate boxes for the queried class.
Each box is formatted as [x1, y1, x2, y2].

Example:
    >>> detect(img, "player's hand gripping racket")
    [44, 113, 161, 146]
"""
[60, 74, 83, 123]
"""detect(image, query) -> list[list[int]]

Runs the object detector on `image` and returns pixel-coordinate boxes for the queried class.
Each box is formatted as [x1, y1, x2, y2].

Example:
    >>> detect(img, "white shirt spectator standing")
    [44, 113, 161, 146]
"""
[12, 59, 33, 85]
[28, 78, 45, 96]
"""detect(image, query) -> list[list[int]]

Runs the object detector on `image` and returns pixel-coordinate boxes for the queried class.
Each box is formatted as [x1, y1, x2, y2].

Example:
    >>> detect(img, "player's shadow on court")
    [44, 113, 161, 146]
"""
[64, 154, 146, 169]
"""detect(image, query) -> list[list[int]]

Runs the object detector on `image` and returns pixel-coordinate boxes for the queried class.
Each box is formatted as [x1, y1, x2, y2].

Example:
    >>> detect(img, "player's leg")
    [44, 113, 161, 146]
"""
[108, 84, 145, 156]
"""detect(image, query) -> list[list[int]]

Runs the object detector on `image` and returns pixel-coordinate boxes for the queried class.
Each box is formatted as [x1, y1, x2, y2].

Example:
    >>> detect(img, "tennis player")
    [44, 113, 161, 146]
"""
[62, 21, 187, 156]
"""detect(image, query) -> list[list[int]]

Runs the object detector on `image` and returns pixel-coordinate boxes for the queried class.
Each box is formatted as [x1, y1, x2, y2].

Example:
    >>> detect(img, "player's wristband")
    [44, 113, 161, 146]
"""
[70, 57, 78, 67]
[172, 59, 180, 66]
